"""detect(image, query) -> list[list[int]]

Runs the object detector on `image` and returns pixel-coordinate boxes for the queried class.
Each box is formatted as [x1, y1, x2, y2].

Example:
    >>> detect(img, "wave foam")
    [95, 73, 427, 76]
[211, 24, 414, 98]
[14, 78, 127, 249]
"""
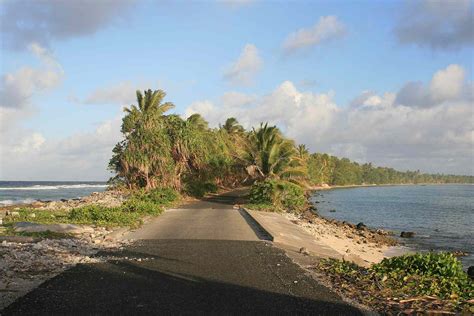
[0, 184, 107, 191]
[0, 198, 35, 205]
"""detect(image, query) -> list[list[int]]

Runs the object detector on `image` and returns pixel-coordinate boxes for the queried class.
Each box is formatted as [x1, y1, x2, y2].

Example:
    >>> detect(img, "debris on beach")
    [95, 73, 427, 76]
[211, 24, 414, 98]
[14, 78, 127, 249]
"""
[0, 226, 131, 309]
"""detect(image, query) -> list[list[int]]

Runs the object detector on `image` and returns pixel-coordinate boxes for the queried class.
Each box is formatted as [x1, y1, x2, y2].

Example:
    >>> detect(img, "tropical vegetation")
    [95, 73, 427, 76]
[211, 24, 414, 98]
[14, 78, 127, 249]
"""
[318, 253, 473, 313]
[108, 88, 473, 202]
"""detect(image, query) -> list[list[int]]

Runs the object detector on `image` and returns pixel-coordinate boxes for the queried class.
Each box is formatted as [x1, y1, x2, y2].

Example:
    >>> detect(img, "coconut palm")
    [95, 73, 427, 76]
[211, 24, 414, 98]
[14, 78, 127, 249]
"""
[122, 89, 174, 133]
[244, 123, 306, 180]
[221, 117, 244, 135]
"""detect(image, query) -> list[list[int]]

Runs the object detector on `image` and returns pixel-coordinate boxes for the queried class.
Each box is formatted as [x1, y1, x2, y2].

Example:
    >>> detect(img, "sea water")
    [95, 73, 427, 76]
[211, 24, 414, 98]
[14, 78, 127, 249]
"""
[311, 184, 474, 267]
[0, 181, 107, 205]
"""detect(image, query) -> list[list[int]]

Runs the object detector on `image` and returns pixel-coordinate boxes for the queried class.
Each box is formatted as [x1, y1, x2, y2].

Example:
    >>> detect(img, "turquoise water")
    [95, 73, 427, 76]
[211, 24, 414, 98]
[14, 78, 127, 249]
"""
[310, 185, 474, 268]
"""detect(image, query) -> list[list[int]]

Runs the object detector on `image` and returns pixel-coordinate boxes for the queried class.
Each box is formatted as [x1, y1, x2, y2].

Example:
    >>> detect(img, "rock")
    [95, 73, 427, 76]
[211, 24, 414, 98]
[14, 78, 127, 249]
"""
[451, 250, 468, 257]
[400, 231, 415, 238]
[329, 209, 336, 212]
[356, 222, 367, 230]
[60, 199, 69, 202]
[0, 218, 2, 225]
[31, 201, 44, 207]
[468, 266, 474, 279]
[29, 213, 36, 218]
[7, 211, 20, 217]
[13, 222, 95, 234]
[299, 247, 310, 255]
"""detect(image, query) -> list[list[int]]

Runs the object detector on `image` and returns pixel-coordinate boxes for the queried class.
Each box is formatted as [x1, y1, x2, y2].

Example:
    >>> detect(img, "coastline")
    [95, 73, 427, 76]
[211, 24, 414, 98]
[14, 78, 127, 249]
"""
[282, 209, 408, 267]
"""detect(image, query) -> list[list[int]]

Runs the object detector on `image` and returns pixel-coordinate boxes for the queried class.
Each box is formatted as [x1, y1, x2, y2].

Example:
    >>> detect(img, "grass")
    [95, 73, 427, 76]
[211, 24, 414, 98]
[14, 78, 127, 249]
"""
[2, 188, 181, 230]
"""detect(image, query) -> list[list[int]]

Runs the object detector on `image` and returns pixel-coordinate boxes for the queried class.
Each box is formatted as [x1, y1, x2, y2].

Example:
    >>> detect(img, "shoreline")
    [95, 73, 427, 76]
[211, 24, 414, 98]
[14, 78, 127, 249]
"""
[283, 209, 408, 267]
[309, 182, 472, 191]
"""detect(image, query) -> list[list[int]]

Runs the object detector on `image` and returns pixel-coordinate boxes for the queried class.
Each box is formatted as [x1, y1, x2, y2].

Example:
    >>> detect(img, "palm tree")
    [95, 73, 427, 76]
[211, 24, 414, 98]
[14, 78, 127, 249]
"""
[244, 123, 305, 180]
[187, 113, 209, 130]
[221, 117, 244, 134]
[112, 89, 175, 189]
[122, 89, 175, 133]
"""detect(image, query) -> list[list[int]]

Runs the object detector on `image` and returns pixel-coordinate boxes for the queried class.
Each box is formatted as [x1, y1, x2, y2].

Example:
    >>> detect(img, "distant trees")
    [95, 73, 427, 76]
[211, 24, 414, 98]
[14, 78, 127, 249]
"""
[109, 89, 473, 192]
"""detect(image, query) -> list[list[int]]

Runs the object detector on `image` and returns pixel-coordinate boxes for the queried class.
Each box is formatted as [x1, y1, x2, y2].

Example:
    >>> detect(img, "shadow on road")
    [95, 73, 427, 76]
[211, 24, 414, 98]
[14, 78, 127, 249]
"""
[3, 240, 362, 315]
[3, 261, 360, 315]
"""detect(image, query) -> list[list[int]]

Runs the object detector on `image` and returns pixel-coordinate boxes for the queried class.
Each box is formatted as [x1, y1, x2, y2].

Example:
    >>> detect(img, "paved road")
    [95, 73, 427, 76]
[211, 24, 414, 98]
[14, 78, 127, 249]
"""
[123, 189, 265, 241]
[3, 190, 362, 315]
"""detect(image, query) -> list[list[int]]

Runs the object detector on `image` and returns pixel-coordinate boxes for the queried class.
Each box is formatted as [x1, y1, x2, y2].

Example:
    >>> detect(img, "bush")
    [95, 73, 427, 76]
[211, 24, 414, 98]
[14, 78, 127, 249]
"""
[184, 180, 218, 197]
[371, 252, 473, 300]
[131, 187, 180, 206]
[68, 205, 142, 227]
[249, 179, 305, 211]
[319, 253, 474, 313]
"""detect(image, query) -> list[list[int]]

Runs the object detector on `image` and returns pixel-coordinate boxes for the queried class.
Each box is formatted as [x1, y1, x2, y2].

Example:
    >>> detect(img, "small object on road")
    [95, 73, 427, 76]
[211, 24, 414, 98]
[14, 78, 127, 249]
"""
[293, 280, 298, 284]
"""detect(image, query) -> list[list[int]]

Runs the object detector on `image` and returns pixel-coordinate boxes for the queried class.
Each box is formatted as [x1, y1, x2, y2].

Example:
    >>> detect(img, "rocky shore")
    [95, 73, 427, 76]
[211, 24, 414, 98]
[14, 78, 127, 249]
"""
[0, 190, 132, 309]
[0, 190, 127, 214]
[284, 209, 404, 266]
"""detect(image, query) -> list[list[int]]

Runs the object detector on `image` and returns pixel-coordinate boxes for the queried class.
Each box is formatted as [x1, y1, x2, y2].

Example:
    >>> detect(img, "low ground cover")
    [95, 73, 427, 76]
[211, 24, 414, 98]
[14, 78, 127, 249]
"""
[316, 253, 473, 314]
[2, 188, 181, 230]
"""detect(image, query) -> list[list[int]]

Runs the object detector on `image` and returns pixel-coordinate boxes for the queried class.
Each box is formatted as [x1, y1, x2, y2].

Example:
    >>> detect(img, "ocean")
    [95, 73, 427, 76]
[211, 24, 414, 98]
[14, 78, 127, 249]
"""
[0, 181, 107, 206]
[311, 184, 474, 268]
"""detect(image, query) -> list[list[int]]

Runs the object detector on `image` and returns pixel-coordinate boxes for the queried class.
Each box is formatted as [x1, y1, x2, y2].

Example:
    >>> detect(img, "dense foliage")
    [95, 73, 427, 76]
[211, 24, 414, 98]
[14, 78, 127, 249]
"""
[308, 154, 473, 185]
[249, 179, 306, 211]
[319, 253, 473, 313]
[108, 89, 473, 195]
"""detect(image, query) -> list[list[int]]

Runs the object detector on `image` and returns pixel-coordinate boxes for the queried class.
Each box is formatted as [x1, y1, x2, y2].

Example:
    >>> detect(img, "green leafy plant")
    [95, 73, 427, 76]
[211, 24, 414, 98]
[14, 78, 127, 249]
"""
[372, 252, 473, 300]
[249, 179, 305, 211]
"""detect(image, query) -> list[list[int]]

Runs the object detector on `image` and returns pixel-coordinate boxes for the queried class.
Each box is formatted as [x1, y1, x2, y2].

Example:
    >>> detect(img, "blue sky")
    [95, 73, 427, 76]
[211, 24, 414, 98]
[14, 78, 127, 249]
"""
[0, 0, 473, 180]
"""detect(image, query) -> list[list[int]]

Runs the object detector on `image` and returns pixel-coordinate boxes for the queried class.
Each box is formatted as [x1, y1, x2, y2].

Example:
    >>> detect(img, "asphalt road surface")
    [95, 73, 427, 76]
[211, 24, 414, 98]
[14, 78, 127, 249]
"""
[2, 190, 362, 315]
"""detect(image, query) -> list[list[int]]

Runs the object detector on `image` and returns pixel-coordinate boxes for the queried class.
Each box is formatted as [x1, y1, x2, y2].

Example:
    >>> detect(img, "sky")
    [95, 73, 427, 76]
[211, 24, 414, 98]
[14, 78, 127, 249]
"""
[0, 0, 473, 181]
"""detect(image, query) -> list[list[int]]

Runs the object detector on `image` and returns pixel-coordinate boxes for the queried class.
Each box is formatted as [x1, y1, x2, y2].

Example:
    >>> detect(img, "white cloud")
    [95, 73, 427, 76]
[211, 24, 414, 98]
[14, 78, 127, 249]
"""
[185, 65, 473, 175]
[429, 64, 465, 102]
[0, 43, 63, 109]
[395, 64, 469, 107]
[223, 44, 263, 86]
[12, 133, 46, 153]
[283, 16, 347, 53]
[0, 116, 123, 181]
[395, 0, 474, 50]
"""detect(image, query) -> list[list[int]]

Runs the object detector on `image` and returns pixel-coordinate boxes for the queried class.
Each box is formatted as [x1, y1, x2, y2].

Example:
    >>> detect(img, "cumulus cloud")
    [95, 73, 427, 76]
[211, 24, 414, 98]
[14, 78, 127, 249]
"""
[0, 116, 123, 181]
[283, 16, 347, 53]
[395, 0, 474, 50]
[12, 133, 46, 154]
[395, 64, 468, 107]
[0, 0, 135, 51]
[0, 43, 63, 109]
[185, 66, 473, 174]
[223, 44, 263, 86]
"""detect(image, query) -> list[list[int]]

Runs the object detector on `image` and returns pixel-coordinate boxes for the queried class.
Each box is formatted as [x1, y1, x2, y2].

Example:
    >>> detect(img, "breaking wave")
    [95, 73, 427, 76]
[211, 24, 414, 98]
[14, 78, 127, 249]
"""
[0, 184, 108, 191]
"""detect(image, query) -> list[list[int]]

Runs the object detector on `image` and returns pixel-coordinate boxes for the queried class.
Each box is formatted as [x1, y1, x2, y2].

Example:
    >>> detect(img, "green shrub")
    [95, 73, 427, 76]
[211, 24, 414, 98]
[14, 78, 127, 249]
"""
[249, 179, 305, 211]
[319, 253, 473, 312]
[68, 205, 142, 227]
[184, 180, 218, 197]
[131, 187, 180, 206]
[371, 252, 473, 300]
[122, 199, 162, 215]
